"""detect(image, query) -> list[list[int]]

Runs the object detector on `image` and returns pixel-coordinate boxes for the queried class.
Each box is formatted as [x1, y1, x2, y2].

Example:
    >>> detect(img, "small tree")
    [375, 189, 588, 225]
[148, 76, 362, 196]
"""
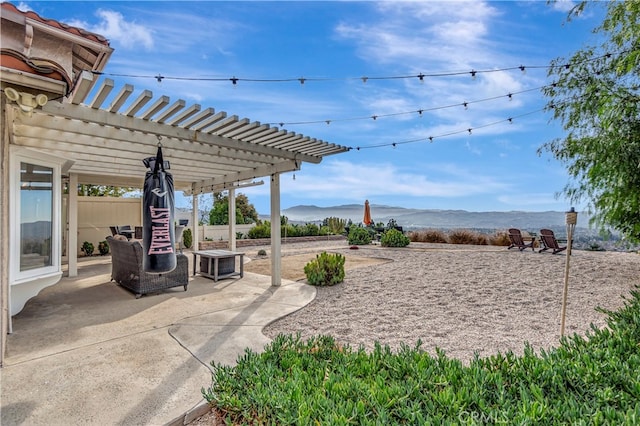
[540, 1, 640, 242]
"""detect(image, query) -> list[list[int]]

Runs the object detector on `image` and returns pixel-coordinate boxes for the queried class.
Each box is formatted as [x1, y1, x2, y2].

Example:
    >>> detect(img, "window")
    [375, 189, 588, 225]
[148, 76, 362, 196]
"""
[19, 162, 54, 271]
[10, 148, 63, 283]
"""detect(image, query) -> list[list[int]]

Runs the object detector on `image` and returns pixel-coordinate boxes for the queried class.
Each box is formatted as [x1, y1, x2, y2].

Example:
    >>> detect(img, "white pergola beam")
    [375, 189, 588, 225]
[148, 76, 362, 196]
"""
[123, 90, 152, 117]
[154, 99, 186, 123]
[39, 103, 322, 163]
[88, 78, 114, 109]
[107, 84, 134, 113]
[165, 103, 200, 126]
[139, 95, 169, 120]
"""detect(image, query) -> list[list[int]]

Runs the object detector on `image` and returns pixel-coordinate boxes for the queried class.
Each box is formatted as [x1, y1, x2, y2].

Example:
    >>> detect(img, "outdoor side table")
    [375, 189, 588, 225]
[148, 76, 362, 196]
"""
[193, 250, 244, 282]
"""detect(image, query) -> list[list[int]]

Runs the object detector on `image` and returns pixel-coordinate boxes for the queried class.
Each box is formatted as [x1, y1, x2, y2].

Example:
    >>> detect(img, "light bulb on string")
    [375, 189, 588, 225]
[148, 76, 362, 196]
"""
[470, 70, 477, 79]
[418, 73, 425, 84]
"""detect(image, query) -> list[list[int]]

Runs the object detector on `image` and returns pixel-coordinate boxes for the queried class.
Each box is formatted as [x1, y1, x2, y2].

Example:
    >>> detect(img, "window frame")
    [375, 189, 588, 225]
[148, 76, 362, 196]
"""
[9, 147, 64, 284]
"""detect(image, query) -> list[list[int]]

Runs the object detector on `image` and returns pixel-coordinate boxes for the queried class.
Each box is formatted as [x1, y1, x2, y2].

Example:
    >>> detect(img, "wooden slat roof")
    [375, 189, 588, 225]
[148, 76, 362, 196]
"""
[8, 72, 350, 194]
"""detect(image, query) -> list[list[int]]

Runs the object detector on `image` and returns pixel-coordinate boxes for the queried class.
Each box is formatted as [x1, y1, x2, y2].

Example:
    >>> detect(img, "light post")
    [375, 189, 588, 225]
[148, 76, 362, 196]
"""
[560, 207, 578, 337]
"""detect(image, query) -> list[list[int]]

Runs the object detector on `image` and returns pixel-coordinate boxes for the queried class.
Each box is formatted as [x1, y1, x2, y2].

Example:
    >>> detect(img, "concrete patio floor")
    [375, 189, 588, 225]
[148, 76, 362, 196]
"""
[1, 252, 316, 425]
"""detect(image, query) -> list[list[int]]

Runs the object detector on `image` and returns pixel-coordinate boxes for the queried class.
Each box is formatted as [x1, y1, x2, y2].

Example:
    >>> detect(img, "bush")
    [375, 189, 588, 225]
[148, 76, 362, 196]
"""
[409, 229, 448, 243]
[257, 249, 267, 256]
[448, 229, 487, 245]
[182, 228, 193, 249]
[348, 227, 372, 245]
[380, 229, 410, 247]
[98, 240, 109, 255]
[203, 289, 640, 425]
[303, 252, 345, 286]
[323, 217, 347, 235]
[303, 223, 320, 236]
[81, 241, 94, 256]
[248, 223, 271, 239]
[489, 230, 511, 246]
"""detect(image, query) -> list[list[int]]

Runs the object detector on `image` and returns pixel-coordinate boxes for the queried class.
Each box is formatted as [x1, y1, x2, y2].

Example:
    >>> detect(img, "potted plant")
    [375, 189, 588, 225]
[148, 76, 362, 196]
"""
[98, 240, 109, 255]
[81, 241, 94, 256]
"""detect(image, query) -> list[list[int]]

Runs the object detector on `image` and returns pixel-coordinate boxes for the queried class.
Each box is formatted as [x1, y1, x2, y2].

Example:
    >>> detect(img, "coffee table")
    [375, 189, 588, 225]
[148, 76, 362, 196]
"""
[192, 250, 244, 282]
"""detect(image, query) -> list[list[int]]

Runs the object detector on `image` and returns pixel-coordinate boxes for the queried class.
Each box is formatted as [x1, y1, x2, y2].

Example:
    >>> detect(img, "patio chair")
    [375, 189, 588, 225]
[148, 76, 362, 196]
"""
[507, 228, 535, 251]
[109, 226, 119, 236]
[538, 229, 567, 254]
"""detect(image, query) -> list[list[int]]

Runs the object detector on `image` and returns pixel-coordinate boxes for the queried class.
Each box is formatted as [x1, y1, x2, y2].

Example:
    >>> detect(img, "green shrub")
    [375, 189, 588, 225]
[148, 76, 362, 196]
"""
[380, 228, 410, 247]
[323, 217, 347, 235]
[182, 228, 193, 249]
[348, 226, 372, 245]
[98, 240, 109, 255]
[202, 289, 640, 425]
[303, 252, 345, 286]
[257, 249, 267, 256]
[248, 223, 271, 239]
[81, 241, 94, 256]
[409, 229, 448, 243]
[304, 223, 320, 236]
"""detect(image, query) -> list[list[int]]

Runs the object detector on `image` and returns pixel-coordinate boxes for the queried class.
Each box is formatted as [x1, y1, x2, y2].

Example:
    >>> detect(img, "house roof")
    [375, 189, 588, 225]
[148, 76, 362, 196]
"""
[1, 2, 110, 46]
[8, 72, 350, 193]
[1, 2, 113, 95]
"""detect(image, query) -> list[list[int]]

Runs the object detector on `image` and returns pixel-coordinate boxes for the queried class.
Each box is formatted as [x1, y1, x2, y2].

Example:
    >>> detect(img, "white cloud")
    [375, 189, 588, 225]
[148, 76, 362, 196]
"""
[16, 2, 31, 12]
[244, 159, 511, 201]
[67, 9, 154, 50]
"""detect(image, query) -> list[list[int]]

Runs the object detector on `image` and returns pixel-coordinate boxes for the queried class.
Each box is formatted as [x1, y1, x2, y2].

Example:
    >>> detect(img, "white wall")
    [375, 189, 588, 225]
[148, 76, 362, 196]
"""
[76, 197, 141, 254]
[201, 224, 255, 241]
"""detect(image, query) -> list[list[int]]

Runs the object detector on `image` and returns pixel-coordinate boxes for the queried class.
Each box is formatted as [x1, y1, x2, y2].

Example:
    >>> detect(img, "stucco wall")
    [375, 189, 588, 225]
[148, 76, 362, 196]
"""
[76, 197, 141, 254]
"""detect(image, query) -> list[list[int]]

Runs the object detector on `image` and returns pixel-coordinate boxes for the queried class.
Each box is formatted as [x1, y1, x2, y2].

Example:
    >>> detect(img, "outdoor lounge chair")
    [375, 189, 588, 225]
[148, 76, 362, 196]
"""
[538, 229, 567, 254]
[107, 236, 188, 298]
[507, 228, 535, 251]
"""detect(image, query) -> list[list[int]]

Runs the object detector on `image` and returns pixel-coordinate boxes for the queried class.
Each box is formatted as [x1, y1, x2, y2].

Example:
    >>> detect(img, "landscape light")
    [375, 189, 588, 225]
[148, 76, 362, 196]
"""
[560, 207, 578, 337]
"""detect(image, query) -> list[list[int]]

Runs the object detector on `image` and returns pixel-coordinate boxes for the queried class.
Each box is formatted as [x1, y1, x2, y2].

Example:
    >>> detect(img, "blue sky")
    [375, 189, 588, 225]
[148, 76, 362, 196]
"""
[19, 1, 606, 214]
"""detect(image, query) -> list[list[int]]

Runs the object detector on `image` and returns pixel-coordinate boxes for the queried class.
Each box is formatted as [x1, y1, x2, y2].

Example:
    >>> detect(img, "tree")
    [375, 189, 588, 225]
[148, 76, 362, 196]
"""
[208, 192, 259, 225]
[540, 1, 640, 242]
[77, 184, 134, 197]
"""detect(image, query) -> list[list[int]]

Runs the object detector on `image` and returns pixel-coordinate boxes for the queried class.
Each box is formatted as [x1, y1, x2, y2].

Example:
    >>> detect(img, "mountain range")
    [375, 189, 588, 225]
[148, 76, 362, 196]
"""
[275, 204, 593, 233]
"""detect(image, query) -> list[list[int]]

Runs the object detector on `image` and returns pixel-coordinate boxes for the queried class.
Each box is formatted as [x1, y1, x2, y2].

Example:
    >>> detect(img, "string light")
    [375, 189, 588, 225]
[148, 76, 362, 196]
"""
[268, 84, 545, 127]
[91, 51, 624, 85]
[352, 108, 547, 150]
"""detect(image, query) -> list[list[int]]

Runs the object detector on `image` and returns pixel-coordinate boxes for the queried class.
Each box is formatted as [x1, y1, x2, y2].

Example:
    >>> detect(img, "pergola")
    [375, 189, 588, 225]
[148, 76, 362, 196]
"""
[8, 70, 349, 284]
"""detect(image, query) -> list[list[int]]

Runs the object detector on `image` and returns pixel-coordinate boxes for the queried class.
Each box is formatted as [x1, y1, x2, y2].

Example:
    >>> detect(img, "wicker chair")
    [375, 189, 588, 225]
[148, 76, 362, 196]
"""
[107, 236, 189, 298]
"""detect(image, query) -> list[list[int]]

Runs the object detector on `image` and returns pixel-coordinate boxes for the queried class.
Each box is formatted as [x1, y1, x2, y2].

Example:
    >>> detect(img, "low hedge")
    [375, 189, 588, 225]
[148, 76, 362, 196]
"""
[203, 289, 640, 424]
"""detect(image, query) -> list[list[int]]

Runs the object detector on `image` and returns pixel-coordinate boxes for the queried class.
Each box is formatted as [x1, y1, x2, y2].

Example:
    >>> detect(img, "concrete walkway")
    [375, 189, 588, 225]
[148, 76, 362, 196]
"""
[1, 253, 316, 425]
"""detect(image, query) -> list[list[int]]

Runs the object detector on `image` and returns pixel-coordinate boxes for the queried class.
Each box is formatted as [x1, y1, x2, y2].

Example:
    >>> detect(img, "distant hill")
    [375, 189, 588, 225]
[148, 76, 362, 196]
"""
[272, 204, 593, 233]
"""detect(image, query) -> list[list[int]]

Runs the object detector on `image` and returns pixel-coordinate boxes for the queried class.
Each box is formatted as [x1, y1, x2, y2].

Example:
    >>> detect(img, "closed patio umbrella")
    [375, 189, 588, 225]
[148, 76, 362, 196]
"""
[363, 200, 372, 226]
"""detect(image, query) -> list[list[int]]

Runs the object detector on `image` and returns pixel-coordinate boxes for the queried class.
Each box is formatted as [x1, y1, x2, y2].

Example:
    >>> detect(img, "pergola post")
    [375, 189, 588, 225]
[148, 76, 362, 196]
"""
[192, 192, 199, 258]
[270, 173, 281, 287]
[67, 173, 78, 277]
[228, 187, 236, 252]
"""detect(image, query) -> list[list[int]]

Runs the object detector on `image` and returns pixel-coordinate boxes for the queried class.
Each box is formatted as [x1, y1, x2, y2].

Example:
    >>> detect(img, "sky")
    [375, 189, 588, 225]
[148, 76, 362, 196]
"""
[18, 1, 607, 215]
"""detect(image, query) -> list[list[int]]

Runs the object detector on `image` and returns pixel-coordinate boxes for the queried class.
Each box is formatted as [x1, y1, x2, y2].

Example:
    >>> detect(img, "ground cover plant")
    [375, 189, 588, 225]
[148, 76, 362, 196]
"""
[202, 289, 640, 424]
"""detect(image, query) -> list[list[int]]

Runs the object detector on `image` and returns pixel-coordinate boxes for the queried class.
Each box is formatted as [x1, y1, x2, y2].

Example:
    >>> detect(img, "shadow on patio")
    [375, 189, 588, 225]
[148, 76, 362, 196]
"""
[1, 252, 316, 425]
